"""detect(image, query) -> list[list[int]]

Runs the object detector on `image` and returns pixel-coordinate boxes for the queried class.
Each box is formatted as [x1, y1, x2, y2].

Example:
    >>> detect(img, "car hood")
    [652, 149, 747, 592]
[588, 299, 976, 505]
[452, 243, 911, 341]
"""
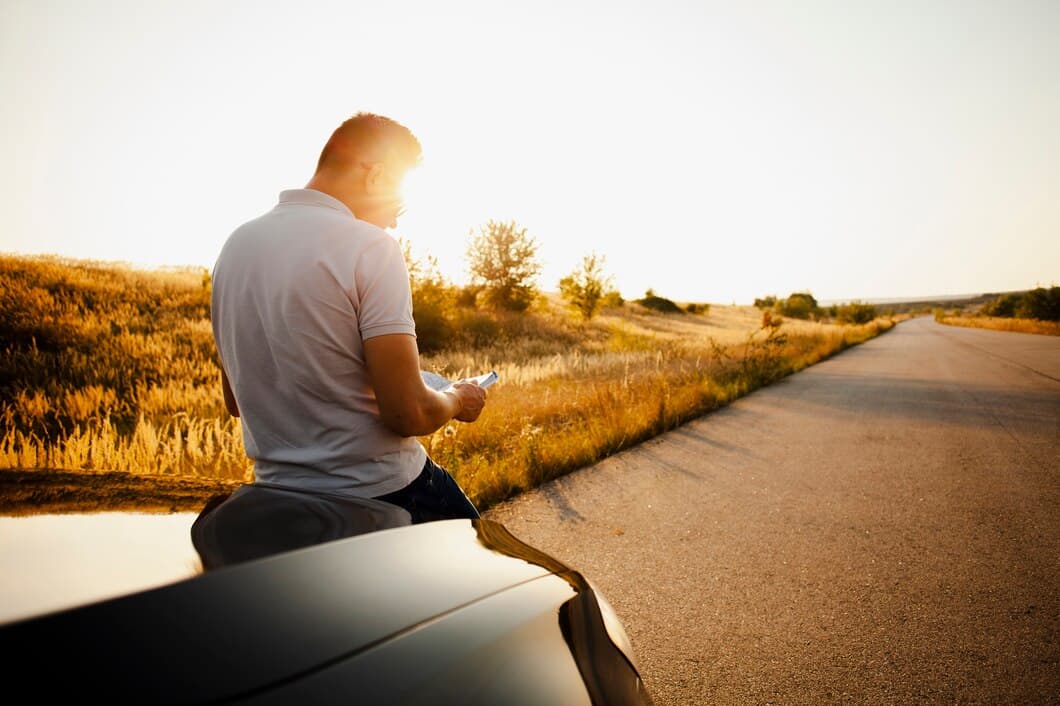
[1, 485, 561, 704]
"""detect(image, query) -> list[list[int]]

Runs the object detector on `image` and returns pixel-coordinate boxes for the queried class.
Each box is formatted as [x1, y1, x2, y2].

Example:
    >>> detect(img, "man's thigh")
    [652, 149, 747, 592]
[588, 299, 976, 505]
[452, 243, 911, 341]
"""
[375, 457, 480, 523]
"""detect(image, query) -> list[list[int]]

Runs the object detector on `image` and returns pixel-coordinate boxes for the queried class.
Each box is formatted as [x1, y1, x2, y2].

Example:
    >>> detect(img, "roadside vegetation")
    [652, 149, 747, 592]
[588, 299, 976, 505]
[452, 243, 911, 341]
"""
[753, 292, 890, 324]
[1, 242, 897, 512]
[933, 287, 1060, 336]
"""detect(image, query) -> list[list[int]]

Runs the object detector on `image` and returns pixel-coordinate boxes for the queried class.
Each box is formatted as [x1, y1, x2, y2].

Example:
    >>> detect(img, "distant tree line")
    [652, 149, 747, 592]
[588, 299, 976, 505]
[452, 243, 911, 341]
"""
[754, 292, 878, 324]
[404, 220, 629, 352]
[403, 219, 723, 352]
[978, 287, 1060, 321]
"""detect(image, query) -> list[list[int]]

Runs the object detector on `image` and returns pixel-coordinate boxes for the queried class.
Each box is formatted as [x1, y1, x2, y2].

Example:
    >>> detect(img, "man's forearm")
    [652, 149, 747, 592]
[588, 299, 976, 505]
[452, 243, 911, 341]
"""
[364, 334, 485, 437]
[381, 385, 459, 437]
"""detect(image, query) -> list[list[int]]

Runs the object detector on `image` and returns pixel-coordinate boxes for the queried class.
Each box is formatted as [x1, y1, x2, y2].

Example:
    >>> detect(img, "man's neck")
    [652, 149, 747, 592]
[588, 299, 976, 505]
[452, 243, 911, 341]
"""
[304, 176, 391, 228]
[304, 176, 359, 215]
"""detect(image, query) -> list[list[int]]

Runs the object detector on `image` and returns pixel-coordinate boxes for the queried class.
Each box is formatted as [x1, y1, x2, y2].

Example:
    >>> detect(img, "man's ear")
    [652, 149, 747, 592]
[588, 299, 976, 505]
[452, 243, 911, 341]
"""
[364, 162, 388, 195]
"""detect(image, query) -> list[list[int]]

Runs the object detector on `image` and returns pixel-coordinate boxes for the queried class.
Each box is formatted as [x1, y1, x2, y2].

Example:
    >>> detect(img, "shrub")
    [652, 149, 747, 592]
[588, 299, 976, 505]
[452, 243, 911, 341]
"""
[410, 287, 452, 354]
[684, 303, 710, 315]
[399, 239, 458, 353]
[776, 292, 819, 320]
[601, 290, 625, 309]
[635, 290, 683, 314]
[836, 301, 877, 325]
[753, 295, 777, 309]
[558, 252, 613, 320]
[454, 284, 483, 308]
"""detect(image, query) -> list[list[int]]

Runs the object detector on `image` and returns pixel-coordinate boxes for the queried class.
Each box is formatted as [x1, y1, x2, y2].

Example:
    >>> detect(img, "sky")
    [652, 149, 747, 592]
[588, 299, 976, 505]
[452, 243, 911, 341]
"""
[2, 0, 1058, 304]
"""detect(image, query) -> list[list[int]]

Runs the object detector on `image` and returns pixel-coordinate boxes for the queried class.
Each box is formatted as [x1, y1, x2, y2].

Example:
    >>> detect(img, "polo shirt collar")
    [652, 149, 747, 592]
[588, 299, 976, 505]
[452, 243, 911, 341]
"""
[278, 189, 353, 217]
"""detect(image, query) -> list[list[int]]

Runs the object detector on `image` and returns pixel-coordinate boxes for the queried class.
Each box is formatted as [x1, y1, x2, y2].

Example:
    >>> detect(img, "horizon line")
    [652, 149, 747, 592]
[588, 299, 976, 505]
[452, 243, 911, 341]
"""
[1, 249, 1049, 307]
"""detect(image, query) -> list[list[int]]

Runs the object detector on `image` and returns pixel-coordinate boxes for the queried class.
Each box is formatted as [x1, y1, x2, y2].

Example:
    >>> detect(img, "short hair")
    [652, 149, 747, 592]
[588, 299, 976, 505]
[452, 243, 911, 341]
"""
[315, 112, 422, 175]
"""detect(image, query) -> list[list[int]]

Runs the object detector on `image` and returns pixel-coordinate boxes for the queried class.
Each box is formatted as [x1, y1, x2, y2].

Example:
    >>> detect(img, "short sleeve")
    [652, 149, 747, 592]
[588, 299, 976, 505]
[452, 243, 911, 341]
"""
[355, 236, 418, 340]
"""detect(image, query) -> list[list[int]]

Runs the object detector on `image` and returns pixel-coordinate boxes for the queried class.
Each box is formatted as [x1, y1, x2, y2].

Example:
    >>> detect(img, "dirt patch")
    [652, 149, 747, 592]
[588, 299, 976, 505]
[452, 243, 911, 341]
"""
[0, 469, 244, 516]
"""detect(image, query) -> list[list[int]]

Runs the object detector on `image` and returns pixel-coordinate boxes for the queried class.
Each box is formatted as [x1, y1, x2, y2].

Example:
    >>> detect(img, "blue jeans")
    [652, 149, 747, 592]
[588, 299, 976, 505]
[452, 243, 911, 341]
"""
[373, 456, 480, 524]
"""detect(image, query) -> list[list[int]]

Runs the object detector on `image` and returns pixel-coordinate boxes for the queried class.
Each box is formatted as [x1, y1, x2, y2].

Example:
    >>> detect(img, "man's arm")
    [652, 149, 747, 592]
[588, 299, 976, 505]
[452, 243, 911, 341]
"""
[364, 333, 487, 437]
[221, 366, 240, 418]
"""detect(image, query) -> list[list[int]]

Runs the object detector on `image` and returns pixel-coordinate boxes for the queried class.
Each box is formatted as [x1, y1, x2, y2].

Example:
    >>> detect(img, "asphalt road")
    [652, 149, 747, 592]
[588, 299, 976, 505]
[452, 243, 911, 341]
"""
[484, 316, 1060, 705]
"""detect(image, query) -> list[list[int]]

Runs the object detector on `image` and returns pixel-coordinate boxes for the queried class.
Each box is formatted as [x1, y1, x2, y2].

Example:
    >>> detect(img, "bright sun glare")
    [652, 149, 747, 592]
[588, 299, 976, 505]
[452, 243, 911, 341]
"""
[399, 166, 427, 220]
[391, 160, 481, 284]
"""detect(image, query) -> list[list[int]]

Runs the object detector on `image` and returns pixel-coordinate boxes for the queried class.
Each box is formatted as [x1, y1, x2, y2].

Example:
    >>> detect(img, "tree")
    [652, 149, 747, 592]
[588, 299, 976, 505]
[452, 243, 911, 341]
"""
[981, 292, 1021, 318]
[558, 252, 613, 320]
[1015, 287, 1060, 321]
[465, 220, 542, 312]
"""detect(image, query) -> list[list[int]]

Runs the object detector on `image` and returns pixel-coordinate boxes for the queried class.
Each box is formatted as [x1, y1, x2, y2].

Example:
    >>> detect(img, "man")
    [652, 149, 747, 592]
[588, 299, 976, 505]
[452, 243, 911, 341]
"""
[210, 112, 488, 522]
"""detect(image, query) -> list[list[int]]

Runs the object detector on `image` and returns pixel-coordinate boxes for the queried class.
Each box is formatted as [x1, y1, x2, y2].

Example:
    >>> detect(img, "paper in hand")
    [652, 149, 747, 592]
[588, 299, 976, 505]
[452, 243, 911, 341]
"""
[421, 370, 499, 392]
[467, 371, 499, 388]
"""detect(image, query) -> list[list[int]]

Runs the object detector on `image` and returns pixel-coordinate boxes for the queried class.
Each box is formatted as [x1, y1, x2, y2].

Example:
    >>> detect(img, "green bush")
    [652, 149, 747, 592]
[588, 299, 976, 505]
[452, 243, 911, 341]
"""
[684, 302, 710, 315]
[836, 301, 877, 324]
[453, 284, 483, 308]
[449, 309, 502, 348]
[411, 287, 453, 354]
[753, 295, 777, 309]
[400, 240, 457, 353]
[635, 290, 683, 314]
[775, 292, 819, 320]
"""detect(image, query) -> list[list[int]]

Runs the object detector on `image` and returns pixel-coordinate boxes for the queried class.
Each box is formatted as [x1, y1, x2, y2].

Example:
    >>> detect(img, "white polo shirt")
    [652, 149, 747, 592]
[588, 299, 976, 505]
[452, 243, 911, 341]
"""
[211, 188, 426, 497]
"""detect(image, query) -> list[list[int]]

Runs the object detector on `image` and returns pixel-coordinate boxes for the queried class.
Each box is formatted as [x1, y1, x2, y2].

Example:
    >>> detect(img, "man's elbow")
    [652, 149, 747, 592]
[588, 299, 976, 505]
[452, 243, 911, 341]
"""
[379, 403, 437, 438]
[381, 413, 429, 438]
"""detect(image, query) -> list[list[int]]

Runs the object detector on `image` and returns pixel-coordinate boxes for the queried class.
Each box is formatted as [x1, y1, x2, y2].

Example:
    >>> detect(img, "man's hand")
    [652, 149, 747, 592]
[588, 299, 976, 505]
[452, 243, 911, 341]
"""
[448, 380, 488, 423]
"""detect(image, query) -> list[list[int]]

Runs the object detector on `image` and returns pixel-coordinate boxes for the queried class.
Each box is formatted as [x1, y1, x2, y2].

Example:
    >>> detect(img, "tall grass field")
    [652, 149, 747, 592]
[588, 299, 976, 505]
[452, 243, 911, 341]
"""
[1, 254, 896, 510]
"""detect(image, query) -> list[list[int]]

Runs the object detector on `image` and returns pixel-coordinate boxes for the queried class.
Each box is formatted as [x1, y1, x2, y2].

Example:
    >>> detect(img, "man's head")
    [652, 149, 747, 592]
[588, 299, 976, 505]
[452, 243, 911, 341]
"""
[307, 112, 422, 229]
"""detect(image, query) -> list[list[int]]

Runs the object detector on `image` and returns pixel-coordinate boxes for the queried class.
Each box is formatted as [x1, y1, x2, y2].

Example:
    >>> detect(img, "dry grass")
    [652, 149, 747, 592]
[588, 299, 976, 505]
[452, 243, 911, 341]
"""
[936, 315, 1060, 336]
[1, 254, 896, 512]
[424, 312, 893, 507]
